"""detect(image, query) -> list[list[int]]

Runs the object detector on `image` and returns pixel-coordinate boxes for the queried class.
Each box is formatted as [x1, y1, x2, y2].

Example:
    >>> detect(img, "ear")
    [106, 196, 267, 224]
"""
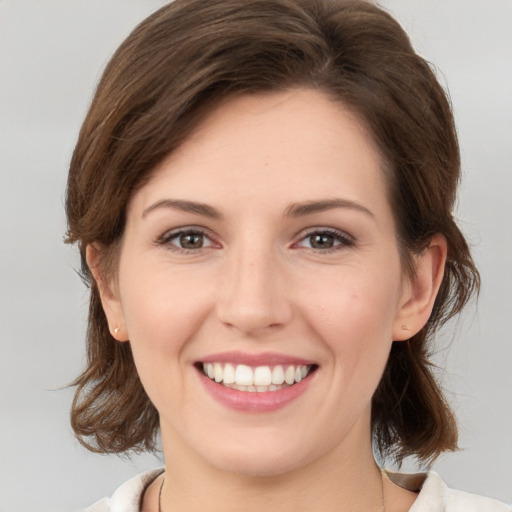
[86, 244, 129, 342]
[393, 234, 447, 341]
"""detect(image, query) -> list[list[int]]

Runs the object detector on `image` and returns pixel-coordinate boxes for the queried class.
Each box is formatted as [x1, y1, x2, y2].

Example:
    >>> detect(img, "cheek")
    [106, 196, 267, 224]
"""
[117, 258, 216, 356]
[300, 263, 403, 367]
[307, 273, 401, 333]
[116, 265, 213, 407]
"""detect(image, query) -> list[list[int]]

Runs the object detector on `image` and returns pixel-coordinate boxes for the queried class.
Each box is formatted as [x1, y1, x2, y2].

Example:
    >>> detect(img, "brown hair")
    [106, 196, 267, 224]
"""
[66, 0, 479, 463]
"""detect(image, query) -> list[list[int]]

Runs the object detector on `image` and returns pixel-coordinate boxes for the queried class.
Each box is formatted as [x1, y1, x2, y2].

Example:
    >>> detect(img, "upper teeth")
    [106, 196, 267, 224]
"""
[203, 363, 310, 387]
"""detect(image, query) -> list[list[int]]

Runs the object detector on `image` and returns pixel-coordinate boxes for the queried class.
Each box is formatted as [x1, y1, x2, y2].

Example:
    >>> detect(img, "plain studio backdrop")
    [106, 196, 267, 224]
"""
[0, 1, 511, 510]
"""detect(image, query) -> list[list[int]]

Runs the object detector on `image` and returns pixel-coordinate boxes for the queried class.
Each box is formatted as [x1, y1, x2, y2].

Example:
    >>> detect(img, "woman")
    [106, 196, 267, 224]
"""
[65, 0, 509, 510]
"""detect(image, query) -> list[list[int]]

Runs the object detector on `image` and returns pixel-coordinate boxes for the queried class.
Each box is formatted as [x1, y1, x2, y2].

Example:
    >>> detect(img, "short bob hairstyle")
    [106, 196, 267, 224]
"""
[66, 0, 479, 464]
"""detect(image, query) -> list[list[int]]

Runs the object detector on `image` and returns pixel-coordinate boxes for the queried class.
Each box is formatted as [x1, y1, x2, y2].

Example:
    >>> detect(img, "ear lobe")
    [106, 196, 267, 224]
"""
[86, 244, 128, 342]
[393, 234, 447, 341]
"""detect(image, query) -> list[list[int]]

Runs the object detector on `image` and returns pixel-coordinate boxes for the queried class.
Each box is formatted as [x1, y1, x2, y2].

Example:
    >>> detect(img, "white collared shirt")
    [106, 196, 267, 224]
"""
[80, 468, 511, 512]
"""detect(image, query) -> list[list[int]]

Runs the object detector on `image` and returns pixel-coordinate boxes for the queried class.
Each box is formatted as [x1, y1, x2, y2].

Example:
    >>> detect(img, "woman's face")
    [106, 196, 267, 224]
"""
[100, 88, 419, 476]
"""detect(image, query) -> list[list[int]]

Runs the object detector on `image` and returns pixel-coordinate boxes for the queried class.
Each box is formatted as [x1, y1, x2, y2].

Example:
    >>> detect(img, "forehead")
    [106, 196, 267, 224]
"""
[130, 88, 390, 219]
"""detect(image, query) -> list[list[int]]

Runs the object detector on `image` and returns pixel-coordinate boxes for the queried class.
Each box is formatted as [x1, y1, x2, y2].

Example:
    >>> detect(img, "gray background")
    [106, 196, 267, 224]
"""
[0, 1, 511, 510]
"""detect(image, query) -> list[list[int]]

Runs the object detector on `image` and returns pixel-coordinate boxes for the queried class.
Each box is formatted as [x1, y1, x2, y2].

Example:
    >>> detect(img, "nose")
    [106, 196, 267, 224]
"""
[216, 246, 292, 336]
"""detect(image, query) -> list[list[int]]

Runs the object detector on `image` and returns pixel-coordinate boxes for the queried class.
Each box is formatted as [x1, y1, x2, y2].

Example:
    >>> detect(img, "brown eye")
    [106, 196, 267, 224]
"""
[159, 228, 216, 252]
[179, 232, 204, 249]
[309, 233, 335, 249]
[295, 229, 354, 251]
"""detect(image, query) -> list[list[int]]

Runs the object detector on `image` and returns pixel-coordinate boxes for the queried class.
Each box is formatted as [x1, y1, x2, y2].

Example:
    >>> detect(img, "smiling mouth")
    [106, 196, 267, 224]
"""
[197, 362, 318, 392]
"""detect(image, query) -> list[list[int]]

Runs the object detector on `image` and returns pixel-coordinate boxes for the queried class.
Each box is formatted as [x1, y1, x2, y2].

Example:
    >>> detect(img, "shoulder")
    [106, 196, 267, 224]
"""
[408, 471, 511, 512]
[81, 497, 109, 512]
[79, 468, 164, 512]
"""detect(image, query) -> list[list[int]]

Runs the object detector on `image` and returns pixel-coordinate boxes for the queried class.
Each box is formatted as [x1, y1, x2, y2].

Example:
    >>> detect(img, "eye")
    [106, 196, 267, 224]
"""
[295, 228, 354, 251]
[158, 228, 218, 252]
[176, 232, 206, 249]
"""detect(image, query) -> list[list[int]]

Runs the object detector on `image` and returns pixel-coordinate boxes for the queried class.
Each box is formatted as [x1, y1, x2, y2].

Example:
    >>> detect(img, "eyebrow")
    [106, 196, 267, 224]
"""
[284, 198, 374, 218]
[142, 199, 222, 219]
[142, 197, 373, 220]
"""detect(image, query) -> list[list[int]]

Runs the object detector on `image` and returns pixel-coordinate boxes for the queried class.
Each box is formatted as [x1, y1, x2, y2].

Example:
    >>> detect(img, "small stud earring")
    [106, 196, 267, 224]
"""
[114, 327, 120, 334]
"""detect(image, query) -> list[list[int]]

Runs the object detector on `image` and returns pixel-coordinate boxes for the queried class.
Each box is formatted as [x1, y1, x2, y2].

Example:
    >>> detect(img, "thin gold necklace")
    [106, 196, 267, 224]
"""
[380, 467, 387, 511]
[158, 468, 386, 511]
[158, 476, 164, 512]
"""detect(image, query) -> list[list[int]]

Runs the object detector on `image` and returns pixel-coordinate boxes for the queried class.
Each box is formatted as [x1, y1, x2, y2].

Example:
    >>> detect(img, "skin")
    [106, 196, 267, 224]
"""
[88, 88, 447, 512]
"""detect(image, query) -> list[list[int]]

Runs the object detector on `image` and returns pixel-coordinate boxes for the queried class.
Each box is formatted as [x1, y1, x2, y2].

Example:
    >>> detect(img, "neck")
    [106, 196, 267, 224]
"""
[158, 425, 384, 512]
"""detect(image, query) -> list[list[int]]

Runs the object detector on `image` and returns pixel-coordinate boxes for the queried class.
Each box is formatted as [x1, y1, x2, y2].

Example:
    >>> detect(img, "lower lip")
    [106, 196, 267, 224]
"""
[198, 371, 313, 413]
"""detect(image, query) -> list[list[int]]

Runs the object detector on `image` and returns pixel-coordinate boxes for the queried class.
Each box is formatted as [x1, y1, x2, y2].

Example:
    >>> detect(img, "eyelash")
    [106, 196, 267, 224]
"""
[156, 227, 218, 254]
[156, 227, 355, 254]
[293, 228, 355, 253]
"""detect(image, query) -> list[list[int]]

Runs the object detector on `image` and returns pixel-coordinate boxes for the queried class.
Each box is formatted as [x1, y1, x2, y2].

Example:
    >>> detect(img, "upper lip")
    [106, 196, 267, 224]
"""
[198, 351, 316, 367]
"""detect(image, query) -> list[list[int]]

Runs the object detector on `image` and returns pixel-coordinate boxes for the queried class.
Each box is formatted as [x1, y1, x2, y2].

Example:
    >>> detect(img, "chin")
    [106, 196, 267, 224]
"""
[214, 453, 307, 478]
[197, 433, 322, 478]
